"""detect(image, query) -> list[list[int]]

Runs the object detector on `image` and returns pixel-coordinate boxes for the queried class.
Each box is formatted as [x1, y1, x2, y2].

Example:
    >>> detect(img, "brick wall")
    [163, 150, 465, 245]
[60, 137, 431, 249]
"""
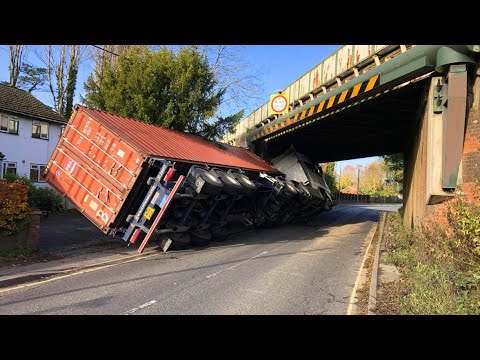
[462, 72, 480, 201]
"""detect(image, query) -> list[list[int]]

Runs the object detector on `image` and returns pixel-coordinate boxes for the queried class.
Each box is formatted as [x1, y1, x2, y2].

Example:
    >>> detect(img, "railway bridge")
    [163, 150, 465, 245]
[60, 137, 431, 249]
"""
[224, 45, 480, 227]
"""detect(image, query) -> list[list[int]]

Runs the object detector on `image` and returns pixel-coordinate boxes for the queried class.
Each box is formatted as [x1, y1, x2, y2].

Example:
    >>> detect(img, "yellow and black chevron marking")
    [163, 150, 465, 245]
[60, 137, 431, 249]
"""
[251, 74, 380, 142]
[264, 86, 396, 143]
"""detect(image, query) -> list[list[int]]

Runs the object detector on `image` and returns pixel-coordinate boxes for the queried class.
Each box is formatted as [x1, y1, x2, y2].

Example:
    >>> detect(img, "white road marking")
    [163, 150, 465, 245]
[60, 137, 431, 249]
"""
[206, 251, 268, 279]
[123, 300, 157, 315]
[0, 251, 159, 294]
[346, 223, 377, 315]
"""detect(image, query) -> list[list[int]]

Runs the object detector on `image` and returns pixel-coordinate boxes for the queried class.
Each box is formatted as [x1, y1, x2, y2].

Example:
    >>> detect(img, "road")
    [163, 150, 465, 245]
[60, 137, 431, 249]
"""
[0, 204, 399, 315]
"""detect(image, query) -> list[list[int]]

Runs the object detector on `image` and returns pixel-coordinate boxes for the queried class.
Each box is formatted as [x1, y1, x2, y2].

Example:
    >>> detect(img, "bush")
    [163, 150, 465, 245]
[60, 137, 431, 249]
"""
[0, 179, 30, 235]
[4, 174, 64, 213]
[422, 184, 480, 263]
[29, 187, 64, 213]
[382, 184, 480, 314]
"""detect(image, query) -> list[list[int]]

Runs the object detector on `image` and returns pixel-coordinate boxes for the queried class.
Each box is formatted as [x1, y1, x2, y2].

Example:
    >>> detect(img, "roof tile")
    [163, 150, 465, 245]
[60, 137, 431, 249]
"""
[0, 83, 67, 124]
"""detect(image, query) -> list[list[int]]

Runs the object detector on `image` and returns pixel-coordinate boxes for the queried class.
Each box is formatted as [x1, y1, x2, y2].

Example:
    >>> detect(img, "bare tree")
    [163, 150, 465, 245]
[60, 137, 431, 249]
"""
[89, 45, 146, 72]
[55, 45, 67, 114]
[8, 45, 26, 87]
[198, 45, 266, 116]
[64, 45, 81, 119]
[35, 45, 87, 116]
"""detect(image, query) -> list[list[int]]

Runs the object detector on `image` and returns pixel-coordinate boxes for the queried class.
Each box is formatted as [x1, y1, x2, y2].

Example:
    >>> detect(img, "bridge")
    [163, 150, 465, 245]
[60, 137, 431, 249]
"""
[223, 45, 480, 228]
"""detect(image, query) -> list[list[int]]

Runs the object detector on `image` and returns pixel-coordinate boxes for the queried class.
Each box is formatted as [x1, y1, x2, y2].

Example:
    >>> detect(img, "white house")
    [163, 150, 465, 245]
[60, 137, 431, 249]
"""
[0, 83, 67, 188]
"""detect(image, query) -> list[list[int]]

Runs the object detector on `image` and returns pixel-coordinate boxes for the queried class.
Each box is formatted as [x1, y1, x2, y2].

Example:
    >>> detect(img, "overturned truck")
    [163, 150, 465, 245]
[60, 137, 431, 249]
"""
[44, 105, 334, 253]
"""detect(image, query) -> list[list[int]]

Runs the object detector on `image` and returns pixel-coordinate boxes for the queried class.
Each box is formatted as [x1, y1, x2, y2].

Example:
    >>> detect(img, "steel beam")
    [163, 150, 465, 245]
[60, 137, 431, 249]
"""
[442, 64, 468, 189]
[248, 45, 478, 144]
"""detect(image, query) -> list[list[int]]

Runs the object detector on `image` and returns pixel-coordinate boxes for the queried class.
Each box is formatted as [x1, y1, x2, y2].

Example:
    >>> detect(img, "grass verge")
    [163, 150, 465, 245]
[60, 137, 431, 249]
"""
[379, 210, 480, 314]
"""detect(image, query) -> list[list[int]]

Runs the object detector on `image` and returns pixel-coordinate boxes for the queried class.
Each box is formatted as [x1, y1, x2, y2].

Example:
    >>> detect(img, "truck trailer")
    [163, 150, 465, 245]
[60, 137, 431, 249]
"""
[44, 105, 334, 252]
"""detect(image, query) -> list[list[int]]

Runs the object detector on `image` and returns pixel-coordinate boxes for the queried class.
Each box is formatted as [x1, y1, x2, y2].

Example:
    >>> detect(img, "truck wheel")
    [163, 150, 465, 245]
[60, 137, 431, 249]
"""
[230, 172, 257, 197]
[190, 230, 212, 247]
[297, 182, 311, 197]
[189, 167, 224, 195]
[168, 232, 191, 250]
[295, 182, 312, 202]
[276, 177, 298, 198]
[284, 180, 299, 196]
[212, 170, 243, 196]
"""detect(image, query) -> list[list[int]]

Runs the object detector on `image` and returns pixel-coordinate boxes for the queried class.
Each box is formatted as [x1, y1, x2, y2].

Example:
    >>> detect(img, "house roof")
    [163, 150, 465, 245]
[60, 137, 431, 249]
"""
[77, 105, 280, 173]
[0, 83, 67, 124]
[340, 185, 363, 195]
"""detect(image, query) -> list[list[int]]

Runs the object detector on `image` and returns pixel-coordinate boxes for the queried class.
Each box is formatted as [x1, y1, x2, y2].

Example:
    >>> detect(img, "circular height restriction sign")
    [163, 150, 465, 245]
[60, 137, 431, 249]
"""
[269, 93, 289, 115]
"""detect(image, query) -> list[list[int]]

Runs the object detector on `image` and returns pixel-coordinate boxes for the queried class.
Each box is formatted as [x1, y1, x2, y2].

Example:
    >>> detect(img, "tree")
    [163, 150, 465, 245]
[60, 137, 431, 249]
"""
[8, 45, 25, 87]
[198, 45, 264, 116]
[321, 162, 337, 192]
[17, 63, 47, 93]
[83, 46, 243, 140]
[338, 164, 356, 190]
[64, 46, 81, 119]
[382, 153, 404, 194]
[360, 161, 386, 196]
[35, 45, 85, 117]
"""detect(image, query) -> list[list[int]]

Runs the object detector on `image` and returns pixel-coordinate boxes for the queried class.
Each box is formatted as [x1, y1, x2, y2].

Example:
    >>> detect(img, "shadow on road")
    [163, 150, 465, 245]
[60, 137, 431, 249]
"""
[1, 204, 400, 310]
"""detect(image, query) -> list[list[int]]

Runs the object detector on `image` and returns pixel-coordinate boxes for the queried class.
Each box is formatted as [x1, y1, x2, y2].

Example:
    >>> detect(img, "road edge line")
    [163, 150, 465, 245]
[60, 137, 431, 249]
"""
[346, 220, 378, 315]
[0, 248, 159, 294]
[367, 211, 387, 315]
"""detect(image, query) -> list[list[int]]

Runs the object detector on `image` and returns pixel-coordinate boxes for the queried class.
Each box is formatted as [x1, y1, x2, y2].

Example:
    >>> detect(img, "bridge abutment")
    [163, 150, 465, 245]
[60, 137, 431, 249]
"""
[403, 66, 480, 228]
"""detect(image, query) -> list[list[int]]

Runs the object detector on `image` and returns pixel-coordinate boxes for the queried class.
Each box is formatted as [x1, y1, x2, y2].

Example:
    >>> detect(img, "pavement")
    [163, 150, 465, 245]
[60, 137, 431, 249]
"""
[0, 210, 155, 289]
[0, 204, 400, 314]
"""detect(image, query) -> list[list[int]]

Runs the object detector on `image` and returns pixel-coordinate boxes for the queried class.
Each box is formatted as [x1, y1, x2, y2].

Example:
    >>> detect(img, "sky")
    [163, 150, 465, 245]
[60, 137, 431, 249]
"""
[0, 45, 379, 173]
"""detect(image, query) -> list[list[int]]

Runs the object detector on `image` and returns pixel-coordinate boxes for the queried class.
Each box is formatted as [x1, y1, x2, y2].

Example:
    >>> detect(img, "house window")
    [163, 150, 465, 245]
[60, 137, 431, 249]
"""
[3, 162, 17, 178]
[30, 163, 46, 182]
[0, 114, 19, 135]
[32, 121, 49, 139]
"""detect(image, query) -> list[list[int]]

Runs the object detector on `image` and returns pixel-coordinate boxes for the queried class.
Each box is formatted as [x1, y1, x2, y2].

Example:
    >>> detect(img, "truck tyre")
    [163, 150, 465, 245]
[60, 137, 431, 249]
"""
[168, 232, 191, 250]
[284, 180, 299, 196]
[230, 172, 257, 197]
[212, 169, 243, 196]
[188, 167, 223, 195]
[190, 229, 212, 247]
[297, 182, 310, 196]
[295, 182, 312, 202]
[276, 177, 298, 198]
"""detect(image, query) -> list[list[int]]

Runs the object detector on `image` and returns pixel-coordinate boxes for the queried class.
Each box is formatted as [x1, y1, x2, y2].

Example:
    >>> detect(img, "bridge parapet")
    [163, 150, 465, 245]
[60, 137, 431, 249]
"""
[223, 45, 415, 146]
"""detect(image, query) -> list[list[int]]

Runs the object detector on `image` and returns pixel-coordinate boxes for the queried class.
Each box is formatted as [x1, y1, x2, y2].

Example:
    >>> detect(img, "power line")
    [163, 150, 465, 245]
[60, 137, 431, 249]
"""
[90, 45, 119, 57]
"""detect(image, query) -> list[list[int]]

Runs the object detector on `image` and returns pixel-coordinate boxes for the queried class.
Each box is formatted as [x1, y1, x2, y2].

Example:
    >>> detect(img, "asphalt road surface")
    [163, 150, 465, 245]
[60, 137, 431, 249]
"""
[0, 204, 399, 315]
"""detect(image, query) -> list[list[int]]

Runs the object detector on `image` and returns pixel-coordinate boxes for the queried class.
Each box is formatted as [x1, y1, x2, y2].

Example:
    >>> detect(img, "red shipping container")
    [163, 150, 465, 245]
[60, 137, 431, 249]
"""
[44, 105, 279, 232]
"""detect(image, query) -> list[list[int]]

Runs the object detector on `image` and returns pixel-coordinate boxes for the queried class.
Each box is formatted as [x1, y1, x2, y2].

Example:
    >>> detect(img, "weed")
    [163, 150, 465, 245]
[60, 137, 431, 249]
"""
[0, 247, 36, 260]
[380, 190, 480, 315]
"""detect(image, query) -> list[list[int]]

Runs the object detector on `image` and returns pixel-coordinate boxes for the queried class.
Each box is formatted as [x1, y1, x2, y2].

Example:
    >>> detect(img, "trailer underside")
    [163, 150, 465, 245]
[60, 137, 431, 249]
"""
[115, 150, 335, 253]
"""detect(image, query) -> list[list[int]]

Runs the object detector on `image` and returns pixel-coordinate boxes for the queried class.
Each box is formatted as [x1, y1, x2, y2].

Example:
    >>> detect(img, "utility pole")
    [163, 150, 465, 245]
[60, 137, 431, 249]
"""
[338, 164, 342, 192]
[357, 166, 360, 203]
